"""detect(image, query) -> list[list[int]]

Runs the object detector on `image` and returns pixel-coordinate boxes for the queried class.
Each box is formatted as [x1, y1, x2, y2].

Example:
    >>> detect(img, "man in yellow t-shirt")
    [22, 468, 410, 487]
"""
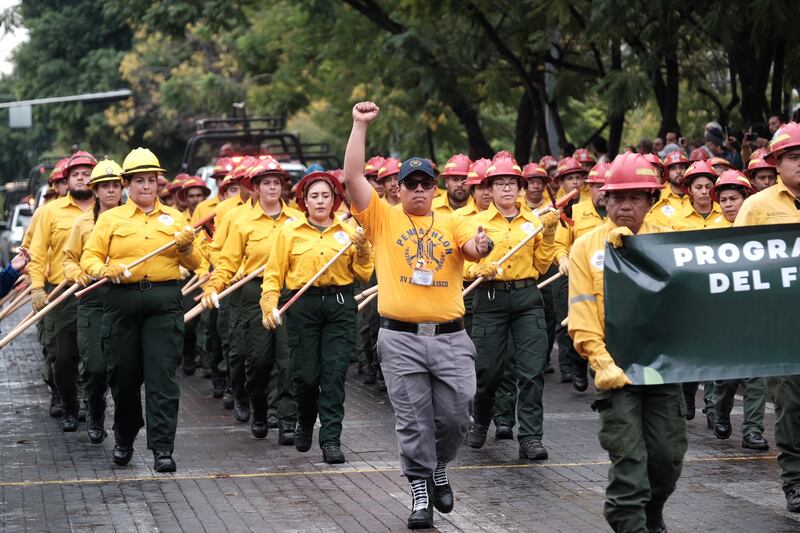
[344, 101, 490, 530]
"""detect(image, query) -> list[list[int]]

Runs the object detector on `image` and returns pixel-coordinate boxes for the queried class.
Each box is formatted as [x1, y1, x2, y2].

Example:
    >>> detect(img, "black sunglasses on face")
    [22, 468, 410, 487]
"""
[401, 178, 436, 190]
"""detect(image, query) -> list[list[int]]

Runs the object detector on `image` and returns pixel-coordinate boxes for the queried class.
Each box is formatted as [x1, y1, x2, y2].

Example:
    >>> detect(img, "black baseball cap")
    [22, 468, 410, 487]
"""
[398, 157, 436, 182]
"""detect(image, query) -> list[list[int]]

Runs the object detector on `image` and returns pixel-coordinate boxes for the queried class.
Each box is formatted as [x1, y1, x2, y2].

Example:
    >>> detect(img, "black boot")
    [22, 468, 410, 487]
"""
[267, 414, 280, 429]
[112, 438, 134, 466]
[212, 377, 225, 399]
[153, 450, 176, 473]
[786, 483, 800, 513]
[431, 462, 454, 513]
[182, 355, 196, 376]
[494, 423, 513, 440]
[251, 416, 267, 439]
[684, 389, 696, 420]
[572, 360, 589, 392]
[406, 477, 433, 529]
[77, 400, 86, 422]
[278, 422, 295, 446]
[519, 438, 548, 460]
[467, 423, 488, 448]
[233, 399, 250, 423]
[322, 445, 346, 464]
[86, 408, 106, 444]
[294, 424, 312, 452]
[222, 387, 235, 409]
[49, 391, 64, 418]
[62, 409, 79, 432]
[713, 418, 732, 439]
[742, 431, 769, 450]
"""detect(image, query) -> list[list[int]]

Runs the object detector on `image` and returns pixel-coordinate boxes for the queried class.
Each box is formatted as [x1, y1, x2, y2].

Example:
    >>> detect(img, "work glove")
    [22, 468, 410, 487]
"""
[539, 210, 560, 241]
[557, 256, 569, 276]
[607, 226, 633, 249]
[174, 226, 196, 253]
[75, 271, 94, 288]
[101, 263, 131, 284]
[201, 287, 220, 310]
[230, 268, 246, 284]
[260, 290, 280, 330]
[179, 265, 191, 280]
[350, 230, 371, 265]
[31, 288, 48, 312]
[589, 352, 633, 390]
[471, 262, 499, 280]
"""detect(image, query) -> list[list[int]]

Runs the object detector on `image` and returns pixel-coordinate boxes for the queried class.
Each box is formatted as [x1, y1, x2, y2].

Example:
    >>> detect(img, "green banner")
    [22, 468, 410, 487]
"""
[604, 223, 800, 385]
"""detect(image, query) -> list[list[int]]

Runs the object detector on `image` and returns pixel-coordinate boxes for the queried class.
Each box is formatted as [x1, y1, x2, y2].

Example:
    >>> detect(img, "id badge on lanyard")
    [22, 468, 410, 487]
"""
[411, 264, 434, 286]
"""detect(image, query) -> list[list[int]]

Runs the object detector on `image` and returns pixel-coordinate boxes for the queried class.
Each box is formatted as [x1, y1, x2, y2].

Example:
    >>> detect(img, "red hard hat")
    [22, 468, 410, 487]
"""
[485, 155, 522, 179]
[766, 121, 800, 163]
[683, 160, 718, 188]
[572, 148, 596, 165]
[218, 175, 240, 195]
[522, 162, 547, 181]
[663, 151, 689, 168]
[441, 153, 472, 177]
[556, 157, 587, 179]
[600, 153, 663, 191]
[539, 155, 557, 169]
[745, 149, 776, 176]
[64, 150, 97, 177]
[711, 169, 755, 202]
[708, 156, 732, 170]
[242, 156, 288, 191]
[466, 158, 492, 186]
[377, 157, 402, 181]
[178, 176, 211, 200]
[587, 162, 611, 185]
[642, 153, 664, 170]
[689, 147, 710, 161]
[49, 157, 70, 183]
[364, 155, 386, 177]
[295, 171, 346, 214]
[167, 173, 190, 194]
[212, 157, 236, 178]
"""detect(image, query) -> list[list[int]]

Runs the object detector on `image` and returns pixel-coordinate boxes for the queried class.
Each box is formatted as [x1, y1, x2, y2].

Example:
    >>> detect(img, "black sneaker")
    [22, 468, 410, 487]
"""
[431, 462, 454, 513]
[153, 450, 176, 473]
[467, 423, 488, 448]
[294, 424, 312, 452]
[519, 438, 548, 460]
[322, 445, 346, 464]
[407, 477, 433, 529]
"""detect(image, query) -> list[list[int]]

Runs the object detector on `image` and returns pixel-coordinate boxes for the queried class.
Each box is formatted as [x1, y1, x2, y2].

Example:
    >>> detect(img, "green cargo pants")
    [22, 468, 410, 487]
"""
[772, 375, 800, 490]
[45, 282, 80, 415]
[493, 335, 517, 428]
[553, 274, 583, 377]
[37, 319, 55, 390]
[77, 286, 108, 425]
[103, 283, 182, 452]
[471, 283, 548, 441]
[286, 287, 356, 448]
[203, 308, 224, 376]
[712, 377, 766, 436]
[594, 384, 687, 533]
[239, 279, 295, 423]
[225, 290, 248, 404]
[538, 264, 558, 369]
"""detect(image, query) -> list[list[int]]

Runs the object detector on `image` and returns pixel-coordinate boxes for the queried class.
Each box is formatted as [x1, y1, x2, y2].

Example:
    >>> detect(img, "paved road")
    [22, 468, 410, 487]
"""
[0, 304, 798, 532]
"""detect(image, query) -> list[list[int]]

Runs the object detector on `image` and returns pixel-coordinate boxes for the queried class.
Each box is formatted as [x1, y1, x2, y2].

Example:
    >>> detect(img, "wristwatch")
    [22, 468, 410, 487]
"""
[483, 238, 494, 256]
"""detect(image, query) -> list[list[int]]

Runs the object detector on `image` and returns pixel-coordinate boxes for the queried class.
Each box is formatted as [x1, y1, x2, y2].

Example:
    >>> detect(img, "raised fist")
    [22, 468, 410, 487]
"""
[352, 101, 380, 124]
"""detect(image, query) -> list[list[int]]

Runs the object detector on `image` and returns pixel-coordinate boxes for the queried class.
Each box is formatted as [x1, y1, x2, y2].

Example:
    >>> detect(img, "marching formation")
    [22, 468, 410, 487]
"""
[4, 100, 800, 533]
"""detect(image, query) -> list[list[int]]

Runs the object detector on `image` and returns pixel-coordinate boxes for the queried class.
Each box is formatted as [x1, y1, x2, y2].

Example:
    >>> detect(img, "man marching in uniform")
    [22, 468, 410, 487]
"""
[734, 122, 800, 512]
[569, 153, 687, 533]
[343, 101, 491, 529]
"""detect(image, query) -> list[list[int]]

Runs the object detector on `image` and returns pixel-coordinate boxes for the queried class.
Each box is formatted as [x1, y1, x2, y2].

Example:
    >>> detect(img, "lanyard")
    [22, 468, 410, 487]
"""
[404, 210, 435, 266]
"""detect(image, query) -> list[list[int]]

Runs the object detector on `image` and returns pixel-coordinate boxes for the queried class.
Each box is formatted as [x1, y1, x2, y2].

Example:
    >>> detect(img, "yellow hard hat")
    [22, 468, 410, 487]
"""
[121, 147, 165, 176]
[89, 158, 124, 188]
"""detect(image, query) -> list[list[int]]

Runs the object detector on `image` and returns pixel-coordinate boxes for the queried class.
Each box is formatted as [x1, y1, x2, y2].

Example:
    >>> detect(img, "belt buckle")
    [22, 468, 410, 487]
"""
[139, 280, 152, 291]
[417, 323, 437, 337]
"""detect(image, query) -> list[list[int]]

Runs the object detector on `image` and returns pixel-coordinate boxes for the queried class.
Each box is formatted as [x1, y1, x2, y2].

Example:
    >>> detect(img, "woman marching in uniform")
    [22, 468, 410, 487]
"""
[201, 158, 302, 444]
[261, 171, 373, 464]
[81, 148, 201, 472]
[63, 159, 124, 444]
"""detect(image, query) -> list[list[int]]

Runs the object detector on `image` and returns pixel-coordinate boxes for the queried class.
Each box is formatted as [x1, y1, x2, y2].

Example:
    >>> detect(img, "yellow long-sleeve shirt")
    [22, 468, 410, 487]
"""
[432, 194, 474, 215]
[554, 200, 605, 261]
[62, 211, 96, 283]
[468, 201, 555, 280]
[195, 195, 247, 276]
[28, 195, 94, 289]
[261, 215, 374, 293]
[669, 203, 726, 231]
[568, 219, 665, 362]
[454, 202, 484, 280]
[646, 187, 689, 227]
[81, 199, 202, 282]
[209, 202, 302, 292]
[734, 178, 800, 226]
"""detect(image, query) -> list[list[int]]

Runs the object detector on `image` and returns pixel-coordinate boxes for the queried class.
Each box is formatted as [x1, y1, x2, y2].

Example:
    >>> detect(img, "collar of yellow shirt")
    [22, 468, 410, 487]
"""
[119, 197, 171, 218]
[675, 201, 722, 221]
[247, 200, 301, 223]
[432, 193, 474, 213]
[482, 200, 541, 224]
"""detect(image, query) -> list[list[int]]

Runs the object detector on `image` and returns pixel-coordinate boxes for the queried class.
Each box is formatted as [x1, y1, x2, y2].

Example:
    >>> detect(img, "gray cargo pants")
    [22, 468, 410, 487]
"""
[377, 327, 476, 478]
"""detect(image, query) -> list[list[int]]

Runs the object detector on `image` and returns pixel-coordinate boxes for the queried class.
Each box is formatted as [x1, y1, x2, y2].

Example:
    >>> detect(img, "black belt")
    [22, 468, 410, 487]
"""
[294, 285, 353, 297]
[381, 317, 464, 337]
[119, 280, 178, 291]
[482, 278, 538, 291]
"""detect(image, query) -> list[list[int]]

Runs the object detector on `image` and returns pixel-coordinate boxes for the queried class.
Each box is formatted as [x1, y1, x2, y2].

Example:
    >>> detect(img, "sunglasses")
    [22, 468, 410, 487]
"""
[401, 177, 436, 190]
